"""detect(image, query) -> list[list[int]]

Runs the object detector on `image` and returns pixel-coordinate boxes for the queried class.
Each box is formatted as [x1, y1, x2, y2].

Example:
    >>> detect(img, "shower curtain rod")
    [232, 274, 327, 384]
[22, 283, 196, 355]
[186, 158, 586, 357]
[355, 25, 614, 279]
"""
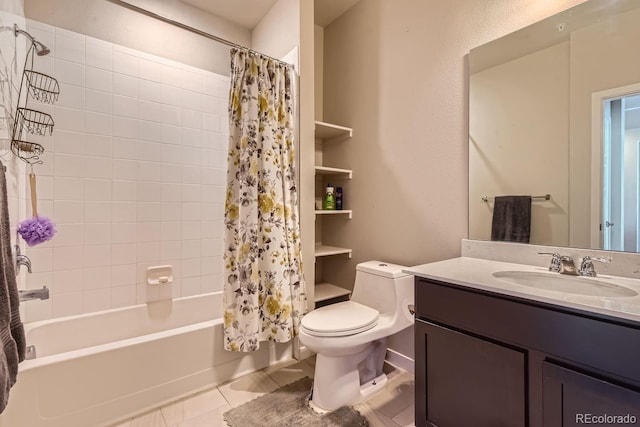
[107, 0, 292, 67]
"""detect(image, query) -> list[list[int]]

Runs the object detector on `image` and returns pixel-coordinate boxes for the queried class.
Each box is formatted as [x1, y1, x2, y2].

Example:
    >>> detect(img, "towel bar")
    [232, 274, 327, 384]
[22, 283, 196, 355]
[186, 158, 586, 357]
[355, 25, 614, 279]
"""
[481, 194, 551, 202]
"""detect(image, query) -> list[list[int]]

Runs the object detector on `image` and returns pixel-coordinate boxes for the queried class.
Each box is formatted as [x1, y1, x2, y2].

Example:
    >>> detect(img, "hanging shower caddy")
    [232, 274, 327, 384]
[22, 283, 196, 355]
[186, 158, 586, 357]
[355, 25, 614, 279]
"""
[10, 24, 59, 164]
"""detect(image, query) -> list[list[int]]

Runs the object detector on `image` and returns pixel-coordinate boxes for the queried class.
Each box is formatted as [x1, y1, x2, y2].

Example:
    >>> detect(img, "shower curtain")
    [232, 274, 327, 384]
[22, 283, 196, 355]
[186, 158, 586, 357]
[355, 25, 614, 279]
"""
[223, 48, 307, 352]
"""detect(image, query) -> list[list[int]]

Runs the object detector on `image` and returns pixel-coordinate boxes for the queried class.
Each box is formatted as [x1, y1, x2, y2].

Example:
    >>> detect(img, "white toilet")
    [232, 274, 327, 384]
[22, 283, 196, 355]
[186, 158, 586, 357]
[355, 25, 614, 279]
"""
[299, 261, 414, 411]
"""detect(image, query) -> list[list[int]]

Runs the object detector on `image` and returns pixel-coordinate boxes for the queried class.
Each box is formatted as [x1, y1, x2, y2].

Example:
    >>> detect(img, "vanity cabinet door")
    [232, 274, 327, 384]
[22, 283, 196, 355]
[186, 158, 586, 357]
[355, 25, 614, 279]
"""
[543, 362, 640, 427]
[415, 319, 526, 427]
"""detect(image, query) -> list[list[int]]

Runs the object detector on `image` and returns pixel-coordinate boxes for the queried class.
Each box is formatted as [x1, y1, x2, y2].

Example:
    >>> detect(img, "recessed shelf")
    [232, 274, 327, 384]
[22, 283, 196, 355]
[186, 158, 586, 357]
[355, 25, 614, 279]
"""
[315, 210, 352, 218]
[314, 166, 352, 179]
[315, 244, 352, 258]
[315, 120, 352, 140]
[314, 282, 351, 303]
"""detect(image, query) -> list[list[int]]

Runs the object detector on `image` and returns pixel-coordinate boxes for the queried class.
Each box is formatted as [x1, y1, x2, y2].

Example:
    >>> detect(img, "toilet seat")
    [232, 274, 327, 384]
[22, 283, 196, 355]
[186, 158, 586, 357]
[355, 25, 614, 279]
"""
[301, 301, 379, 337]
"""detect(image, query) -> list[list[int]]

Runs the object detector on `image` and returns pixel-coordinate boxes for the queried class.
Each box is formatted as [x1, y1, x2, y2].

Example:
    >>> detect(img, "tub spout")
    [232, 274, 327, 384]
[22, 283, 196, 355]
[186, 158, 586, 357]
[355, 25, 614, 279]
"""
[19, 286, 49, 302]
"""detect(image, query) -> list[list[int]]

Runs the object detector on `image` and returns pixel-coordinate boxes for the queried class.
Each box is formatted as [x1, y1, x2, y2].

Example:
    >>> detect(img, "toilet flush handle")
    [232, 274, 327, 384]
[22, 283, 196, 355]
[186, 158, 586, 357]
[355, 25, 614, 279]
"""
[408, 304, 415, 315]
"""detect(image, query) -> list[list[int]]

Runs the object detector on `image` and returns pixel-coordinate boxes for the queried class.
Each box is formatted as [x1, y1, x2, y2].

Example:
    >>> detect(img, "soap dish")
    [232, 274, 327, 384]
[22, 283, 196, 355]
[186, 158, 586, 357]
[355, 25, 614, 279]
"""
[146, 265, 173, 285]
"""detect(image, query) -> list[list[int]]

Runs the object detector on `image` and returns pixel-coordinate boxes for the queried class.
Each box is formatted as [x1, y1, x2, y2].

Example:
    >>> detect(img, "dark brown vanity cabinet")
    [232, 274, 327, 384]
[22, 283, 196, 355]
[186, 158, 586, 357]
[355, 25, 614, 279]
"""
[414, 277, 640, 427]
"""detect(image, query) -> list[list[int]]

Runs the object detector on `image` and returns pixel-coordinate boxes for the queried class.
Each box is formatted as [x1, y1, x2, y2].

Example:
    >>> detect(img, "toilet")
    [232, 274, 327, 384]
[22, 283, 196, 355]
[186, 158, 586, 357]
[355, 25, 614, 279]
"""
[299, 261, 414, 412]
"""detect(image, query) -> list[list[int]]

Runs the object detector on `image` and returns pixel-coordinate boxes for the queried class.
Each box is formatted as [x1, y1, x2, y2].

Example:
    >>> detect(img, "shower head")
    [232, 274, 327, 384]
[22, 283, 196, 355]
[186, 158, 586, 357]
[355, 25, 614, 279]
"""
[32, 40, 50, 56]
[14, 24, 50, 56]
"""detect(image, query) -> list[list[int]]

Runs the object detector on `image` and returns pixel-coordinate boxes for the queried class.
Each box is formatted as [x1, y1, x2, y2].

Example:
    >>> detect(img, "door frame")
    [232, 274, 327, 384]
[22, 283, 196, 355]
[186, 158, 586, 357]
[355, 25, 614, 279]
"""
[590, 82, 640, 249]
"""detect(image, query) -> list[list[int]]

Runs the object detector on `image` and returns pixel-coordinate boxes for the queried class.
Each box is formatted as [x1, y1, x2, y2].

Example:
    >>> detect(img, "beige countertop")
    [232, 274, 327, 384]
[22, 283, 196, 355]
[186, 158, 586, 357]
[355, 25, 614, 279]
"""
[405, 257, 640, 325]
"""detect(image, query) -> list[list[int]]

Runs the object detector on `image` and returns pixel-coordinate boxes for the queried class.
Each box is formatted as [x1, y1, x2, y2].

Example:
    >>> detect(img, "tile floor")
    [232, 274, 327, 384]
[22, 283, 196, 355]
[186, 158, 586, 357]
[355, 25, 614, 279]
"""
[111, 356, 415, 427]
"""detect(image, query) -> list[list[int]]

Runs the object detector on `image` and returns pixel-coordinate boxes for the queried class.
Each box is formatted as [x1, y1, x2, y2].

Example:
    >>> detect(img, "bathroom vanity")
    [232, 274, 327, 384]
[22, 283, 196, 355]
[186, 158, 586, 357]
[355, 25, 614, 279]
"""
[407, 257, 640, 427]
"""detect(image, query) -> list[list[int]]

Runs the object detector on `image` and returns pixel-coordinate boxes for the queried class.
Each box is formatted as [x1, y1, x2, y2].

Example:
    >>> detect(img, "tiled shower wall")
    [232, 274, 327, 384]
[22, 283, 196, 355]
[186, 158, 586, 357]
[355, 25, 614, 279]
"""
[21, 19, 229, 322]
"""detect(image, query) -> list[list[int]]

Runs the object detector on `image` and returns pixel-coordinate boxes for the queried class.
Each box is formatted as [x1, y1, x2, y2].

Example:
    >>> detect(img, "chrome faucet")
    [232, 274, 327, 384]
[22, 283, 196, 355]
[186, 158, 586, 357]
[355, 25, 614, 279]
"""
[19, 286, 49, 302]
[578, 256, 611, 277]
[14, 245, 32, 274]
[538, 252, 578, 275]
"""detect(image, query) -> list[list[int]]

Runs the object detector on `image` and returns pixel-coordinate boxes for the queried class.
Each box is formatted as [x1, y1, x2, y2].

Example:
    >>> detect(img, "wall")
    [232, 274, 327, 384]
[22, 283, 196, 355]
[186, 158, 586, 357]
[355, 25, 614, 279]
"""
[320, 0, 585, 361]
[20, 19, 229, 322]
[469, 42, 570, 246]
[251, 0, 299, 60]
[24, 0, 250, 75]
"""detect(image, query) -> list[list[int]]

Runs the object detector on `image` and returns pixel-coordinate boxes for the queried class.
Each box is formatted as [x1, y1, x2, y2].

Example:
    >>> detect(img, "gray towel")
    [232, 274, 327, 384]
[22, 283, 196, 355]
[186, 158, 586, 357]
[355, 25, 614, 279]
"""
[491, 195, 532, 243]
[0, 161, 25, 413]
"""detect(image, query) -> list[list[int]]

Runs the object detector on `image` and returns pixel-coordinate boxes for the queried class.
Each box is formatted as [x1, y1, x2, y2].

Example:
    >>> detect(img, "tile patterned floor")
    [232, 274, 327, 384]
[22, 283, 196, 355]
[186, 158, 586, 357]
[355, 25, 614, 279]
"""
[111, 357, 415, 427]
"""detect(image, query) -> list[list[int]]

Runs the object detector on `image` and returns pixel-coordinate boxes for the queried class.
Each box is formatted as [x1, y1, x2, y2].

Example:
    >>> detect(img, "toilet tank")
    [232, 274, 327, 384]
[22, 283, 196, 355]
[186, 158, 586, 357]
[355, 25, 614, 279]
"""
[351, 261, 412, 316]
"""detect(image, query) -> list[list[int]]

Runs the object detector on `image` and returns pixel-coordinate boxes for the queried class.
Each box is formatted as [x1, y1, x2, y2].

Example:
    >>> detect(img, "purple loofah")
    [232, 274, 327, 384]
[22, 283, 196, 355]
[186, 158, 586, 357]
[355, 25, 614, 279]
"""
[17, 215, 56, 246]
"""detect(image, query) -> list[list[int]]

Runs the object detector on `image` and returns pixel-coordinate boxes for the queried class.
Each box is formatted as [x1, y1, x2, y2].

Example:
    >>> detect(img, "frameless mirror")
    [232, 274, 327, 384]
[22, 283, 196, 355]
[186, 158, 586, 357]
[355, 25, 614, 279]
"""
[469, 0, 640, 252]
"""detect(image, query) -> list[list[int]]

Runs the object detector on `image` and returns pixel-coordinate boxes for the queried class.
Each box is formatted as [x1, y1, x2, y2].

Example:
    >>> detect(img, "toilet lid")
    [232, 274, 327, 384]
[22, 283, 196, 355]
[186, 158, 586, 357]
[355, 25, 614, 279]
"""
[301, 301, 379, 337]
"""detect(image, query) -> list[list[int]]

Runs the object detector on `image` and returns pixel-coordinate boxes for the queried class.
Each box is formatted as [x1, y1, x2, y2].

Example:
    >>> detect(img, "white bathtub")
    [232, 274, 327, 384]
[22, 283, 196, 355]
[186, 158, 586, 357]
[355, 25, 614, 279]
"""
[0, 292, 293, 427]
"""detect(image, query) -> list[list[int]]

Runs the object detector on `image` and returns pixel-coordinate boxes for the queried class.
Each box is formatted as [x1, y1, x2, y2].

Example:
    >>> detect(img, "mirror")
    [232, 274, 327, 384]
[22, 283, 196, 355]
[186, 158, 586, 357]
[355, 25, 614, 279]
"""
[469, 0, 640, 252]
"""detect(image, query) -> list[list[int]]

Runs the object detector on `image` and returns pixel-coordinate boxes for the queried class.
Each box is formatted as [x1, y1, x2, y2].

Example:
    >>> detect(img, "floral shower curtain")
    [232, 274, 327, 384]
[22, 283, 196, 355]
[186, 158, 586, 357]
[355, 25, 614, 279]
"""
[223, 48, 307, 352]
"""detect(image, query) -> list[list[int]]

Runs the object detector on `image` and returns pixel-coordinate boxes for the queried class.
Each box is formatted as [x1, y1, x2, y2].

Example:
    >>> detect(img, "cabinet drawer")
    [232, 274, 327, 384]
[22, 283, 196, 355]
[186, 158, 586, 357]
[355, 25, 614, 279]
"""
[415, 277, 640, 385]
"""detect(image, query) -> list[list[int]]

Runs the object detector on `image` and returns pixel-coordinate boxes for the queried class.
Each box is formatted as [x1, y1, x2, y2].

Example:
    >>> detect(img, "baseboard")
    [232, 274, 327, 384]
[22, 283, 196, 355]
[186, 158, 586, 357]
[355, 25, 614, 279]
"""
[385, 348, 414, 374]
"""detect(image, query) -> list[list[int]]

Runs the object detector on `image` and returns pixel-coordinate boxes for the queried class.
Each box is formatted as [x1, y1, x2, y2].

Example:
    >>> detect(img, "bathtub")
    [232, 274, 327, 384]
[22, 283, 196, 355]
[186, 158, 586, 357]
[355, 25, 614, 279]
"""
[0, 292, 293, 427]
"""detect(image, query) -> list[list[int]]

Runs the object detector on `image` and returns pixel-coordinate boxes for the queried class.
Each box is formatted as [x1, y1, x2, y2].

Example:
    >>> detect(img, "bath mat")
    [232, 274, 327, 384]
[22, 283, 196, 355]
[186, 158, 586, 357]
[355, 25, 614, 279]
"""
[223, 376, 369, 426]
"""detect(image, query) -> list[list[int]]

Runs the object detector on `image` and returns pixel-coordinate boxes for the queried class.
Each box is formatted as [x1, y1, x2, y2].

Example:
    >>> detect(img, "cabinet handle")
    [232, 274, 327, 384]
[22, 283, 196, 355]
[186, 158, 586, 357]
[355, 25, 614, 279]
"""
[408, 304, 415, 315]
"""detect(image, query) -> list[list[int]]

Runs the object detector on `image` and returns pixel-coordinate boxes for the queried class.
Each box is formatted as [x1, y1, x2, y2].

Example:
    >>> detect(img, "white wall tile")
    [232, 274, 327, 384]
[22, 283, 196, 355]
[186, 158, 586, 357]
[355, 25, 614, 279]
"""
[85, 111, 112, 136]
[182, 239, 201, 259]
[137, 241, 160, 262]
[112, 138, 138, 160]
[86, 67, 113, 92]
[111, 284, 137, 308]
[112, 202, 137, 222]
[182, 109, 202, 130]
[161, 84, 182, 106]
[182, 221, 201, 240]
[53, 246, 84, 271]
[161, 124, 182, 145]
[137, 141, 163, 162]
[55, 59, 85, 86]
[86, 38, 113, 71]
[113, 116, 138, 139]
[161, 202, 181, 222]
[84, 244, 111, 267]
[54, 130, 84, 154]
[182, 128, 202, 148]
[136, 222, 161, 243]
[160, 240, 181, 260]
[53, 223, 84, 247]
[181, 89, 201, 111]
[83, 288, 111, 313]
[139, 58, 163, 83]
[114, 94, 138, 119]
[52, 292, 84, 318]
[111, 264, 136, 286]
[112, 222, 137, 244]
[138, 202, 161, 222]
[139, 79, 163, 103]
[54, 176, 84, 199]
[138, 100, 163, 123]
[55, 33, 85, 64]
[114, 72, 138, 97]
[54, 106, 85, 133]
[114, 51, 139, 77]
[54, 200, 84, 224]
[111, 243, 136, 265]
[182, 203, 202, 221]
[138, 161, 161, 182]
[113, 159, 137, 180]
[82, 267, 111, 290]
[86, 89, 113, 115]
[113, 180, 137, 201]
[138, 120, 163, 142]
[181, 69, 201, 92]
[57, 83, 85, 109]
[83, 223, 112, 245]
[85, 156, 112, 179]
[85, 134, 112, 157]
[84, 178, 111, 201]
[84, 201, 111, 223]
[161, 222, 182, 241]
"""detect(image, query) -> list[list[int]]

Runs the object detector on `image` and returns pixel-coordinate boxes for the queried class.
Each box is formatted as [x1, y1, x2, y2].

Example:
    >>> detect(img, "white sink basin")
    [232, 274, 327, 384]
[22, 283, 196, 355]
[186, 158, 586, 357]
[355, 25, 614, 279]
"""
[492, 271, 638, 298]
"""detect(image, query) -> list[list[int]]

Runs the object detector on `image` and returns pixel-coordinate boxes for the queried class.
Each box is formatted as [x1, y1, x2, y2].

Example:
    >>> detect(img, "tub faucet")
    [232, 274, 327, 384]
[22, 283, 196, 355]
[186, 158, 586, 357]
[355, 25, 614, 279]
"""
[19, 286, 49, 302]
[15, 245, 32, 274]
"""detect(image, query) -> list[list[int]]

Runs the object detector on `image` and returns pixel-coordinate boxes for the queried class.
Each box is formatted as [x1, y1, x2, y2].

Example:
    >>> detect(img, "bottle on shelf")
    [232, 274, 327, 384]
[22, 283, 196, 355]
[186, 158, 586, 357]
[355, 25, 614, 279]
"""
[335, 186, 343, 210]
[323, 183, 335, 210]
